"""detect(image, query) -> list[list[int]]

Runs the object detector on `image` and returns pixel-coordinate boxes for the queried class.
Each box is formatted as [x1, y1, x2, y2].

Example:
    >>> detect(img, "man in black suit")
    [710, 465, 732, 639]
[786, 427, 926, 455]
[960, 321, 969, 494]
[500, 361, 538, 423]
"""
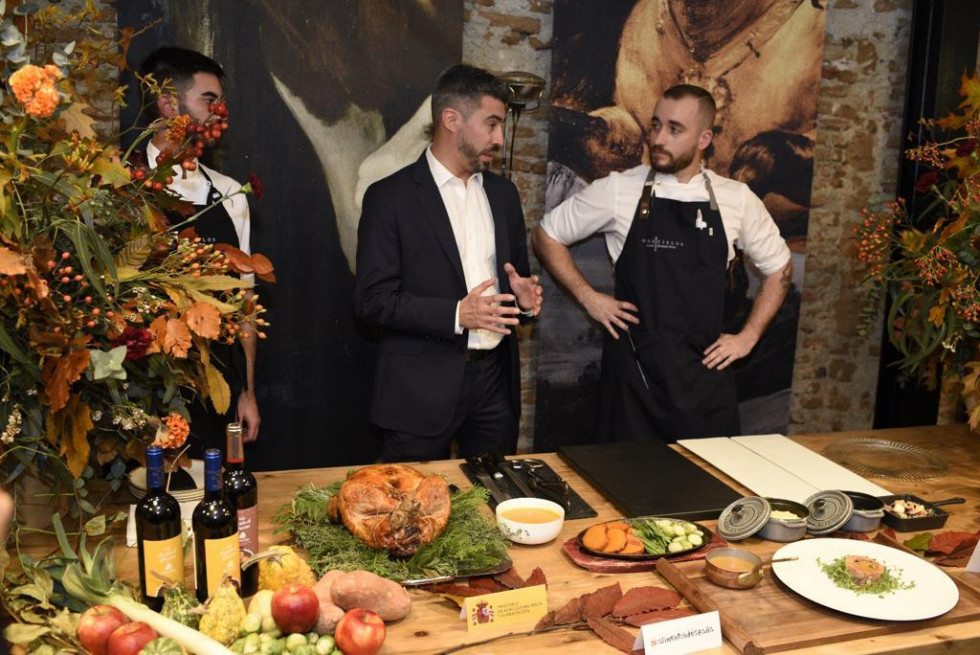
[355, 64, 543, 462]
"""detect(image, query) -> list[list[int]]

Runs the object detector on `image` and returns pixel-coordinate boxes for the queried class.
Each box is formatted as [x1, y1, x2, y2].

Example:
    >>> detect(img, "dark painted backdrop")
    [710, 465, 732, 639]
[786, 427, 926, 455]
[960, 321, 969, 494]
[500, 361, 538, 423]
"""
[119, 0, 463, 470]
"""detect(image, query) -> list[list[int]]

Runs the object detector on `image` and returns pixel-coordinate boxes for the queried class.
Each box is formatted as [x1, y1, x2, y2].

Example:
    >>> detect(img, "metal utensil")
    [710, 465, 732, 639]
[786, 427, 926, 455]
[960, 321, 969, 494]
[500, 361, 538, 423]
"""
[486, 452, 537, 499]
[625, 328, 650, 390]
[465, 456, 510, 505]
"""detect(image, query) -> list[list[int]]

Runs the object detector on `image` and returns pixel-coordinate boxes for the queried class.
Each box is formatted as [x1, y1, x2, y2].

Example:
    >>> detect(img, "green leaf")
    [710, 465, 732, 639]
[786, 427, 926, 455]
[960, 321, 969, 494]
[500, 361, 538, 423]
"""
[91, 157, 131, 189]
[3, 623, 50, 645]
[903, 532, 933, 553]
[48, 608, 80, 637]
[84, 515, 106, 536]
[9, 583, 48, 603]
[54, 220, 117, 303]
[175, 274, 250, 292]
[88, 346, 127, 381]
[34, 566, 54, 599]
[50, 513, 78, 562]
[0, 320, 32, 367]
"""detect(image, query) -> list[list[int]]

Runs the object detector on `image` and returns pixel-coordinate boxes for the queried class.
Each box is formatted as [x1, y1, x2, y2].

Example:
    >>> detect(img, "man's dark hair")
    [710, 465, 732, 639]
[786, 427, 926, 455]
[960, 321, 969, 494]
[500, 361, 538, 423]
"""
[662, 84, 716, 130]
[430, 64, 510, 129]
[139, 47, 224, 117]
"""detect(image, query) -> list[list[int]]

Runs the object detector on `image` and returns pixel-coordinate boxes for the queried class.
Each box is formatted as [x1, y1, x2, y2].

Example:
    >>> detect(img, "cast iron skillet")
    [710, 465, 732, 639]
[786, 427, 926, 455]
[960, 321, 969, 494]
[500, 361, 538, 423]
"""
[877, 494, 965, 531]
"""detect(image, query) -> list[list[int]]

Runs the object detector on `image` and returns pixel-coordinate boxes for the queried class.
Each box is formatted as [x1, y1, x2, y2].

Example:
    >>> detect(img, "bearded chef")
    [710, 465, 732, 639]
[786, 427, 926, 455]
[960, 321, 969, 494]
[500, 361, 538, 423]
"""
[533, 85, 792, 443]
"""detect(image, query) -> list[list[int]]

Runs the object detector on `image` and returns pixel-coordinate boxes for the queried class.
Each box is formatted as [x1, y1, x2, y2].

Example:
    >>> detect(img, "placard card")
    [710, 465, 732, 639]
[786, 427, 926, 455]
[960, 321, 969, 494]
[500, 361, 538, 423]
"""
[462, 585, 548, 633]
[967, 538, 980, 573]
[632, 610, 722, 654]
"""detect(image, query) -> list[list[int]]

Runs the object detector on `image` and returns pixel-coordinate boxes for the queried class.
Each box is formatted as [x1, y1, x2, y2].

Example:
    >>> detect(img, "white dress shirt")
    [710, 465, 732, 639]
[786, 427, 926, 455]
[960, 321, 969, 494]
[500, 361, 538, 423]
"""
[541, 166, 790, 275]
[425, 146, 501, 350]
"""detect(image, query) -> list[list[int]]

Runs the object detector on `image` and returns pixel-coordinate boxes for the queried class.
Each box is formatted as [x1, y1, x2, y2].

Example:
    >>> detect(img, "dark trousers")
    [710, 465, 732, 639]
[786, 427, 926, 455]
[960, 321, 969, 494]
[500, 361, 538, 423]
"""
[381, 346, 518, 462]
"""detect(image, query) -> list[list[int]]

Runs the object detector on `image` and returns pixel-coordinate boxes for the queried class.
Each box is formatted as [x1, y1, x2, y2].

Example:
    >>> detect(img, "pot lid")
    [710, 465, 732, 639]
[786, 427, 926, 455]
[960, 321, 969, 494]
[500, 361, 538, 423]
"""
[718, 496, 771, 541]
[805, 490, 853, 535]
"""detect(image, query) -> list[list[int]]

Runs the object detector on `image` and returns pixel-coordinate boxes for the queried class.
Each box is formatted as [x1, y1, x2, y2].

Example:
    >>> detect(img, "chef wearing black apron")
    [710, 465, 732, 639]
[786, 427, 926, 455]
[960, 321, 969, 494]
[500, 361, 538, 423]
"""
[182, 169, 249, 452]
[596, 169, 739, 443]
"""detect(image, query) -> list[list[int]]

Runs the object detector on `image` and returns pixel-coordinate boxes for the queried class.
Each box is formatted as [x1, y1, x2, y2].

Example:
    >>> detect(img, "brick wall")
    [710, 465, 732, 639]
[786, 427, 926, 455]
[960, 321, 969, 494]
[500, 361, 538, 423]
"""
[462, 0, 915, 441]
[788, 0, 912, 433]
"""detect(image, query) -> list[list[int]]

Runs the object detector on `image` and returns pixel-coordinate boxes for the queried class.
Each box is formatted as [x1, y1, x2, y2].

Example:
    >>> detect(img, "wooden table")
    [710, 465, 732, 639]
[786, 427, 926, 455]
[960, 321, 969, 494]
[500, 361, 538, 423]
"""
[40, 426, 980, 653]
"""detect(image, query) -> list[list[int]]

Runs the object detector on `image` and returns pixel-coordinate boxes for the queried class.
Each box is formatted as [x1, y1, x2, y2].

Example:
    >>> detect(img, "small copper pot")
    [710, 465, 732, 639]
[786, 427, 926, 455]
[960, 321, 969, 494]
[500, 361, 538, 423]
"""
[704, 548, 764, 589]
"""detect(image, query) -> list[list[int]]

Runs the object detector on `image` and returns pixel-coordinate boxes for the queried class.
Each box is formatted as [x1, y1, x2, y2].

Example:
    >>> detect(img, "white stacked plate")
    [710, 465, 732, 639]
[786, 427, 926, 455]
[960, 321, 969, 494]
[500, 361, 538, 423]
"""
[128, 458, 205, 502]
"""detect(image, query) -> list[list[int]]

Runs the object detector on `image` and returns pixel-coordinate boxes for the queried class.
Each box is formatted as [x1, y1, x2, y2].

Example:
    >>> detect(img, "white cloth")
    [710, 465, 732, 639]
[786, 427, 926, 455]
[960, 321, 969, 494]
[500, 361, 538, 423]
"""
[540, 166, 790, 275]
[147, 141, 254, 286]
[425, 147, 502, 350]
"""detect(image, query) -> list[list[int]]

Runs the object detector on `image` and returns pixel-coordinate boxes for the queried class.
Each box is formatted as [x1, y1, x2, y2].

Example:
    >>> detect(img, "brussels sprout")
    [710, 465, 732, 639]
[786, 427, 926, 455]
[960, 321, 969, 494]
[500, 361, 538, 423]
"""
[241, 613, 263, 636]
[285, 633, 309, 651]
[688, 532, 703, 546]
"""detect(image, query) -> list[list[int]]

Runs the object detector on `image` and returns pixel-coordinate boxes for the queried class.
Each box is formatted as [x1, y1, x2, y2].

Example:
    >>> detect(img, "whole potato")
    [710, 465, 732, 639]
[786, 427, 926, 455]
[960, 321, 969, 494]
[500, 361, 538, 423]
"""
[312, 570, 346, 635]
[330, 571, 411, 621]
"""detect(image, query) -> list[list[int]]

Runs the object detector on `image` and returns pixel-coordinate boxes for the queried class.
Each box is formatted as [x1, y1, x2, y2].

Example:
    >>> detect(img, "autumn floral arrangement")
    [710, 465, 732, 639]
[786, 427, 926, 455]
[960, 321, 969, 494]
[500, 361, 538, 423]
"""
[0, 2, 272, 516]
[855, 71, 980, 428]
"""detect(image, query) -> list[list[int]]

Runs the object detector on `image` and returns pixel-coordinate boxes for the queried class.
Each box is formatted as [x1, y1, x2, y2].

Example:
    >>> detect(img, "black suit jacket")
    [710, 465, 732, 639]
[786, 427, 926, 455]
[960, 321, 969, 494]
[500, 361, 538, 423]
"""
[354, 152, 531, 436]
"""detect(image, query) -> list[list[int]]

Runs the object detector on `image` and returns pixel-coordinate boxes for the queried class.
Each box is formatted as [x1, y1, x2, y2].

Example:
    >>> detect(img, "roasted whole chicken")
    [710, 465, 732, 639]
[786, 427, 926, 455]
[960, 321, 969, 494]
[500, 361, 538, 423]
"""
[327, 464, 452, 557]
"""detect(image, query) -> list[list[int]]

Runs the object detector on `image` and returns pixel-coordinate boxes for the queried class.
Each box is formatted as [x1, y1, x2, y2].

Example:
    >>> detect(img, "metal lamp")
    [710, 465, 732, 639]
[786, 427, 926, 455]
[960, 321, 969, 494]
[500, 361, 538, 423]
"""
[498, 71, 545, 179]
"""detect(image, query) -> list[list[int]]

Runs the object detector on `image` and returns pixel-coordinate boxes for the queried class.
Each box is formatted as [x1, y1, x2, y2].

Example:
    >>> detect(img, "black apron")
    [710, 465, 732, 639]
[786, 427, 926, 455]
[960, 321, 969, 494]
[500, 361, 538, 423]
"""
[187, 169, 247, 448]
[596, 168, 740, 443]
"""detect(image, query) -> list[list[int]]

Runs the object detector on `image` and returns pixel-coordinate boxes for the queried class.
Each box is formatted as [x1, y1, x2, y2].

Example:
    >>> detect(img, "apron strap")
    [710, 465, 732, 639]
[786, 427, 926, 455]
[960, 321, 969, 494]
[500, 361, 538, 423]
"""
[634, 166, 658, 221]
[702, 170, 720, 211]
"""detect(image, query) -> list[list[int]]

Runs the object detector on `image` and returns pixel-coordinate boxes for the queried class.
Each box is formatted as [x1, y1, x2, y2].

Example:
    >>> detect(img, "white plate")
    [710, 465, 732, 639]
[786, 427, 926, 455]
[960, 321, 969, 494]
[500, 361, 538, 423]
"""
[771, 538, 958, 621]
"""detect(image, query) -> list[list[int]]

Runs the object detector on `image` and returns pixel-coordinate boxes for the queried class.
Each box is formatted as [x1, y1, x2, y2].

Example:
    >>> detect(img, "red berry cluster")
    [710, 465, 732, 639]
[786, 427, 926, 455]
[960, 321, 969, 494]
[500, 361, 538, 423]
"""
[129, 101, 230, 188]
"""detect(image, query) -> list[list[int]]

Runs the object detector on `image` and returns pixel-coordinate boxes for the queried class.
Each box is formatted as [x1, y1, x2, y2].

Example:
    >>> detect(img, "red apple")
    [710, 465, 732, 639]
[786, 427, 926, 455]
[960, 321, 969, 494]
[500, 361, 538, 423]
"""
[106, 621, 157, 655]
[76, 605, 128, 655]
[271, 583, 319, 634]
[334, 608, 386, 655]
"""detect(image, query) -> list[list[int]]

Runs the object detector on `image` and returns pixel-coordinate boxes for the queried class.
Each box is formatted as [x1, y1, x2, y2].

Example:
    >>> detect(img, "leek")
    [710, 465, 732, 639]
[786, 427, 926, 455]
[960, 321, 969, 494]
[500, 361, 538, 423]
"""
[54, 515, 231, 655]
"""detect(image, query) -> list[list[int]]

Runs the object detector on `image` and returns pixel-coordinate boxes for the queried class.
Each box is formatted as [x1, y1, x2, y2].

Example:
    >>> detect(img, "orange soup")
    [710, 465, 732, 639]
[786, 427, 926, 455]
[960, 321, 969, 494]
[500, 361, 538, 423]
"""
[500, 508, 562, 524]
[710, 556, 756, 573]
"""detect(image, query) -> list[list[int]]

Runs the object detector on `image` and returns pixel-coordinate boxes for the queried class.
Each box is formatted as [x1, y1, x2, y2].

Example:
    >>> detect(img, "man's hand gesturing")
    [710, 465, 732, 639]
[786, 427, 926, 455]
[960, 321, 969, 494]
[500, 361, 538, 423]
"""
[505, 262, 543, 317]
[459, 277, 520, 334]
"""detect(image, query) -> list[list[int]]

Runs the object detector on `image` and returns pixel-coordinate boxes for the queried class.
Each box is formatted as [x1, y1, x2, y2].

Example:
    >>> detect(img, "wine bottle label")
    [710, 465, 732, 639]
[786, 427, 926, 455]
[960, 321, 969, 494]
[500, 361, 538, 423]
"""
[237, 505, 259, 557]
[142, 535, 184, 597]
[203, 532, 241, 596]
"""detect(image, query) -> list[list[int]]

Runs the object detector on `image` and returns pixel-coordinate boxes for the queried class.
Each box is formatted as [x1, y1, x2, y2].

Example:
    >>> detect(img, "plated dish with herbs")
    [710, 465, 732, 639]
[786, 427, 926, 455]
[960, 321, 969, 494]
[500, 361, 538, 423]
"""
[771, 538, 958, 620]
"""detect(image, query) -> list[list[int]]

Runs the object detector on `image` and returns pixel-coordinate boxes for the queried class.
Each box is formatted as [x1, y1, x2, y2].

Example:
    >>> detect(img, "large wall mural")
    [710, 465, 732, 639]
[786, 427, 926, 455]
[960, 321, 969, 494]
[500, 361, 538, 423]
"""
[535, 0, 826, 450]
[121, 0, 463, 469]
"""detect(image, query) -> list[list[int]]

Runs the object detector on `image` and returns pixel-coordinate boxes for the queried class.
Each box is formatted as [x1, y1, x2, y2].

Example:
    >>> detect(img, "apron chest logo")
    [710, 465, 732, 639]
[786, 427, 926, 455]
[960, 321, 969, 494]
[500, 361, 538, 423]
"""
[641, 236, 684, 252]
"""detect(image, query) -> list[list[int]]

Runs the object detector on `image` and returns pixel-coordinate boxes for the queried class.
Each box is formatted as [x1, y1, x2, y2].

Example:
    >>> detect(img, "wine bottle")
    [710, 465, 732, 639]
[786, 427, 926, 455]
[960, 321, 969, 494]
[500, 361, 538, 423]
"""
[223, 422, 258, 596]
[135, 444, 185, 610]
[192, 448, 240, 601]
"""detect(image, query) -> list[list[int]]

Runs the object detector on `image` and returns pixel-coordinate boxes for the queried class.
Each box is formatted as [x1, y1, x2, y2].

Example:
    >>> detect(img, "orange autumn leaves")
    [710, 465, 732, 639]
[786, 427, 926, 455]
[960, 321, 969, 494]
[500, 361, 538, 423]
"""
[40, 300, 230, 477]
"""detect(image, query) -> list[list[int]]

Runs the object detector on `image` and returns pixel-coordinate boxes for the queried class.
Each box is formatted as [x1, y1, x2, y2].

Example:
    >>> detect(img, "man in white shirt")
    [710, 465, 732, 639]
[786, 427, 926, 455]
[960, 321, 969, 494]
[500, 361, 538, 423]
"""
[140, 47, 260, 448]
[534, 84, 792, 443]
[355, 65, 543, 462]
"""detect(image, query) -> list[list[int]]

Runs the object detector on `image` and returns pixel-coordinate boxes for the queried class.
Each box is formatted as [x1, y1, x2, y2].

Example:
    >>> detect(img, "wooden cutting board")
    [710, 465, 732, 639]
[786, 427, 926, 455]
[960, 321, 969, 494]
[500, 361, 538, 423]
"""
[656, 557, 980, 653]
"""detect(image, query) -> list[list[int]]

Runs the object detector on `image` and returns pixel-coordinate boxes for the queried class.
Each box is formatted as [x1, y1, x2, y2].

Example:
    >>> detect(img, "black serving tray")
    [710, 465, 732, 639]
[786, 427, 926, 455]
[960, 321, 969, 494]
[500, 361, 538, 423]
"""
[877, 494, 964, 531]
[558, 441, 742, 521]
[460, 458, 597, 520]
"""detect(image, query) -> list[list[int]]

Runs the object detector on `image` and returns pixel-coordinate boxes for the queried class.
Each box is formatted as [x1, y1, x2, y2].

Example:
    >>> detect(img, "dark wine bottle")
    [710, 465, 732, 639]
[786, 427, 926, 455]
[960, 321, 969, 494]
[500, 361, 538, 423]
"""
[192, 448, 240, 601]
[223, 422, 258, 596]
[135, 444, 185, 610]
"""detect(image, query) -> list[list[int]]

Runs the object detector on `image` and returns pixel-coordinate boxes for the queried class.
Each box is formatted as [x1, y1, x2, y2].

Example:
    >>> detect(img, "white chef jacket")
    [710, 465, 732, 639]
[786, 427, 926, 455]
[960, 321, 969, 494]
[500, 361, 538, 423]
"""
[541, 166, 790, 276]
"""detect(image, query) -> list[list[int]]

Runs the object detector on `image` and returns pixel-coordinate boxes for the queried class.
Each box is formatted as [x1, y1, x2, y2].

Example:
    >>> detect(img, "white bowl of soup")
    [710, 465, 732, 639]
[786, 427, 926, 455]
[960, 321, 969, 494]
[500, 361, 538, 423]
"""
[495, 497, 566, 545]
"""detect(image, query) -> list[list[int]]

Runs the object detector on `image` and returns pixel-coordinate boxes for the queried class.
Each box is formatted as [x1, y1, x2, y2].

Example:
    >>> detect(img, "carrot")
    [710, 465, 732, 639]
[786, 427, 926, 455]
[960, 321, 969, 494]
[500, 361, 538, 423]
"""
[604, 528, 628, 553]
[582, 524, 608, 551]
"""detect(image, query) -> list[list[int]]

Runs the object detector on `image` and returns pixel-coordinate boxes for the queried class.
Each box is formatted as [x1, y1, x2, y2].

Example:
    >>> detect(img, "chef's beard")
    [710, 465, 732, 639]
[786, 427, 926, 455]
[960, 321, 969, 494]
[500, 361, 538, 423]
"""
[651, 147, 696, 175]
